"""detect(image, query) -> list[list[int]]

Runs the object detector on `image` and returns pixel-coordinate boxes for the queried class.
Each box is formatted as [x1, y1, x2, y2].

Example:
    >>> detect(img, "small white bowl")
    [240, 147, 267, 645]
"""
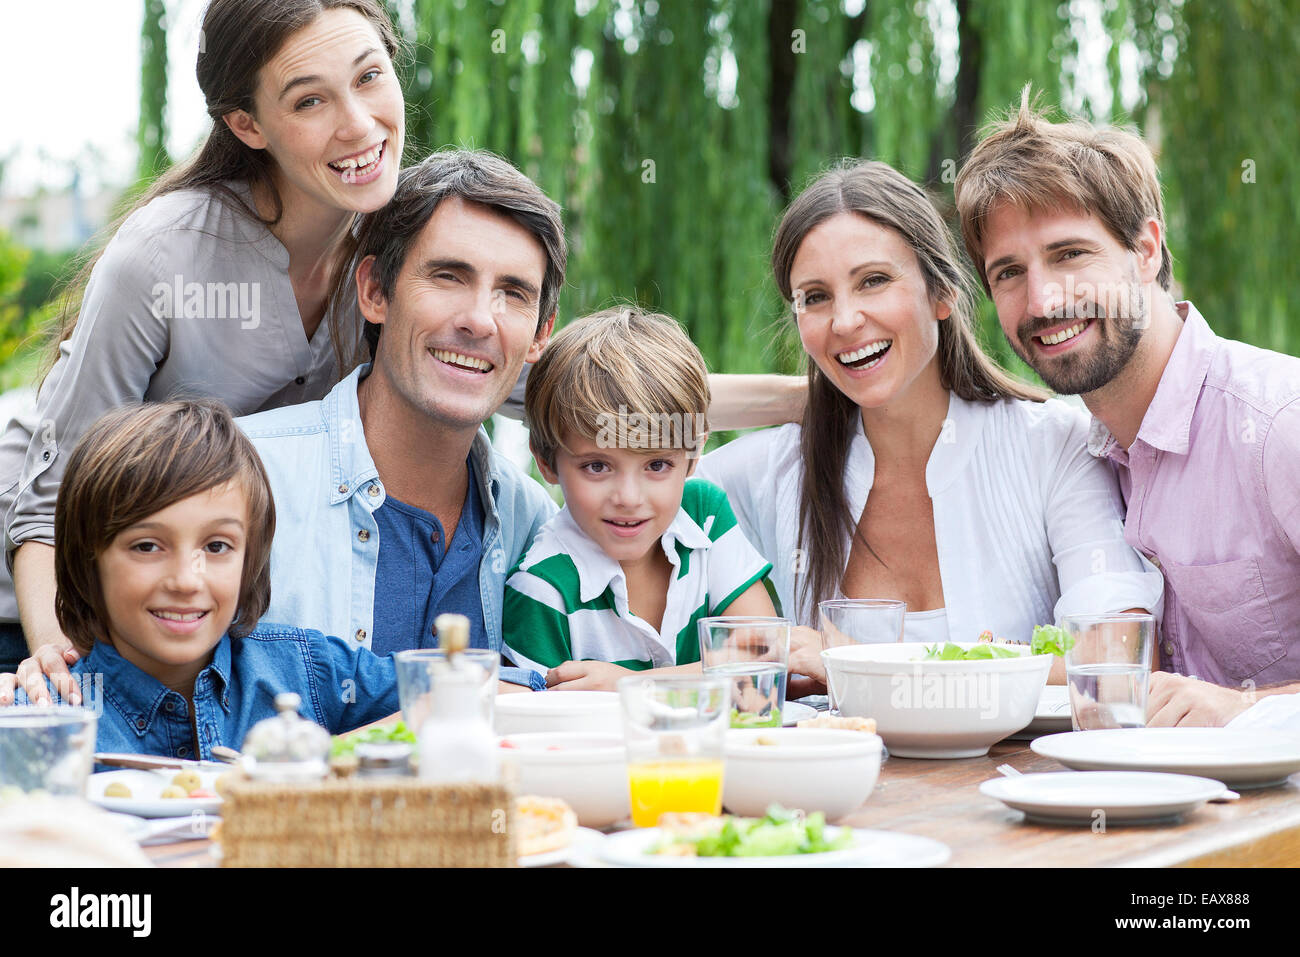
[497, 732, 629, 828]
[493, 690, 622, 736]
[722, 727, 883, 821]
[822, 642, 1052, 759]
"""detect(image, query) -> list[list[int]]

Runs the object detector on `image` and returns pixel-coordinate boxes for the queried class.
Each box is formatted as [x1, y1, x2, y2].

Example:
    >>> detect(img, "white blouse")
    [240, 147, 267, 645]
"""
[696, 392, 1164, 641]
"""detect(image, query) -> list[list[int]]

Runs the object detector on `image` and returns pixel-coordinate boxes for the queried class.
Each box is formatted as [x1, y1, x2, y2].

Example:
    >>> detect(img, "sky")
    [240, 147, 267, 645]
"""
[0, 0, 209, 198]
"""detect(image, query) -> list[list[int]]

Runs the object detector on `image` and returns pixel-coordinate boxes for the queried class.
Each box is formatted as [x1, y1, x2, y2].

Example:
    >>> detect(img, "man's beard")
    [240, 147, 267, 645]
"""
[1010, 281, 1147, 396]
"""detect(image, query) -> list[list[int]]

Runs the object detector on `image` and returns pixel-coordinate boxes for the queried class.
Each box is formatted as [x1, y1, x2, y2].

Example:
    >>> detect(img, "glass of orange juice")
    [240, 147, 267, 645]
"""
[618, 675, 730, 828]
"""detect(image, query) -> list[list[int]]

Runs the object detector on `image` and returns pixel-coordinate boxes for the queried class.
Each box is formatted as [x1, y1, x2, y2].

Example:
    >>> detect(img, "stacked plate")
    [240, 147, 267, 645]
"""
[1031, 728, 1300, 788]
[980, 771, 1230, 825]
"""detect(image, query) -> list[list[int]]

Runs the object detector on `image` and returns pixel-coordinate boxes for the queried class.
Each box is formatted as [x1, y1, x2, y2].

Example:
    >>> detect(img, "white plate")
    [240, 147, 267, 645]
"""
[100, 811, 151, 841]
[519, 827, 605, 867]
[576, 826, 950, 868]
[1007, 685, 1073, 739]
[88, 769, 225, 818]
[781, 701, 819, 726]
[980, 771, 1228, 825]
[1031, 728, 1300, 788]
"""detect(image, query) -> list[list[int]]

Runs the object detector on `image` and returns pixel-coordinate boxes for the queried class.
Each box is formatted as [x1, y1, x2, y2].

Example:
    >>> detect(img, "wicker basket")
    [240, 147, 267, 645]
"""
[218, 773, 518, 867]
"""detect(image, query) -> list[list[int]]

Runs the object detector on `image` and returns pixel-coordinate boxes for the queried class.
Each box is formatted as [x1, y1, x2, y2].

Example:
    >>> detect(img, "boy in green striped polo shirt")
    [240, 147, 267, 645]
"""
[503, 307, 776, 690]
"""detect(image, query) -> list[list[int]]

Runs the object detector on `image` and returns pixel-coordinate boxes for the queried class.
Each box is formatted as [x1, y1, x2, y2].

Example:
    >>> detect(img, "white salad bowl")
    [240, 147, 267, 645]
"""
[493, 690, 623, 736]
[496, 731, 630, 828]
[722, 727, 883, 821]
[822, 642, 1052, 759]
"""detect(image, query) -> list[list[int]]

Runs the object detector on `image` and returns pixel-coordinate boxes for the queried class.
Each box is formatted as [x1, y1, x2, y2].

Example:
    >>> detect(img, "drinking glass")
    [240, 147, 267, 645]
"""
[0, 708, 98, 797]
[618, 675, 730, 828]
[1062, 613, 1154, 730]
[698, 616, 791, 729]
[818, 599, 906, 716]
[393, 649, 500, 730]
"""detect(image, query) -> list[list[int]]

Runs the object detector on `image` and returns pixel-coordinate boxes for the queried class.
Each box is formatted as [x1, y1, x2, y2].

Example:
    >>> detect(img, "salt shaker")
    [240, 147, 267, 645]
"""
[241, 693, 330, 782]
[417, 614, 499, 784]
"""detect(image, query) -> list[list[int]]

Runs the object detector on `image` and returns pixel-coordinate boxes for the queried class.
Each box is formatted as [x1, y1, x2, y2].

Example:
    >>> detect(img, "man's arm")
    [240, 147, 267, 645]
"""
[707, 374, 805, 431]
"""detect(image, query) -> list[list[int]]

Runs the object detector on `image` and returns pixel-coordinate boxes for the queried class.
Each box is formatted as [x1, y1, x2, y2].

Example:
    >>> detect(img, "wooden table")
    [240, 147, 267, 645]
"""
[839, 739, 1300, 867]
[145, 738, 1300, 867]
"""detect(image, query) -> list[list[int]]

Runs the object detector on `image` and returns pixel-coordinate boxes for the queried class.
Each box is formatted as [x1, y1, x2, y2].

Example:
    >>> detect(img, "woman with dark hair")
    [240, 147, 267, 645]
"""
[697, 159, 1163, 680]
[0, 0, 406, 688]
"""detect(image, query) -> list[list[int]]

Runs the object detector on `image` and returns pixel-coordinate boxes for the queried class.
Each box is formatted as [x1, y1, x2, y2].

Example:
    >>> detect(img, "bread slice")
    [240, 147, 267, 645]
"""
[515, 795, 578, 857]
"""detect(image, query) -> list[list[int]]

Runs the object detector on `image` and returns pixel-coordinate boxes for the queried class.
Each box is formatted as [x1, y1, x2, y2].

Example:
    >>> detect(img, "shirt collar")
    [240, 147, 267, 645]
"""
[323, 364, 381, 505]
[848, 391, 985, 496]
[1087, 301, 1216, 457]
[325, 363, 504, 515]
[87, 634, 235, 737]
[550, 505, 713, 604]
[468, 428, 504, 525]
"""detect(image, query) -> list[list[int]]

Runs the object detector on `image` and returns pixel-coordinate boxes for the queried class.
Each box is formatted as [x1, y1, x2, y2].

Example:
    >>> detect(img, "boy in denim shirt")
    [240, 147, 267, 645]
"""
[17, 401, 398, 757]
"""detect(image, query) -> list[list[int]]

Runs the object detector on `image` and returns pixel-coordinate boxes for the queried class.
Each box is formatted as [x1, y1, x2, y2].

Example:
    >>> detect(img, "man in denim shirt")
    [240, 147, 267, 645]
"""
[238, 150, 564, 691]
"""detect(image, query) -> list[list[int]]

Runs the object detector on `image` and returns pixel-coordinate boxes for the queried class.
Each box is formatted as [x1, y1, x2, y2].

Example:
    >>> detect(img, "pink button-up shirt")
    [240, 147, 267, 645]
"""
[1089, 302, 1300, 686]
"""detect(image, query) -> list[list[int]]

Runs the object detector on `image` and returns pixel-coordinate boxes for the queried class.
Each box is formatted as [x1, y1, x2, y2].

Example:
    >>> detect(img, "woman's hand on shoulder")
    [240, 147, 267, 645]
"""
[0, 641, 82, 706]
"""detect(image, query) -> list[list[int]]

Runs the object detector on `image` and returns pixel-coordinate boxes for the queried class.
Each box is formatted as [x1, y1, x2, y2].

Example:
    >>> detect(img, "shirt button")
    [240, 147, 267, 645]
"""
[431, 529, 440, 543]
[355, 629, 367, 642]
[295, 376, 305, 385]
[164, 701, 174, 712]
[367, 485, 380, 497]
[135, 718, 146, 730]
[1163, 641, 1175, 656]
[41, 450, 51, 461]
[177, 746, 189, 757]
[358, 529, 370, 542]
[338, 484, 349, 494]
[430, 623, 438, 639]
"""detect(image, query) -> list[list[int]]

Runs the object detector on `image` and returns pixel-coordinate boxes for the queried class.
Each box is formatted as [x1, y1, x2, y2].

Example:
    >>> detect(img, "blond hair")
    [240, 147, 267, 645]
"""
[525, 306, 711, 468]
[955, 86, 1173, 294]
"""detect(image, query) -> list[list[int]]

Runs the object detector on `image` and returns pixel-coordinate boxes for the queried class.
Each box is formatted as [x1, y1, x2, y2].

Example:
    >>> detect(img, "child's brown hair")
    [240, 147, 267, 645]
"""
[54, 400, 275, 655]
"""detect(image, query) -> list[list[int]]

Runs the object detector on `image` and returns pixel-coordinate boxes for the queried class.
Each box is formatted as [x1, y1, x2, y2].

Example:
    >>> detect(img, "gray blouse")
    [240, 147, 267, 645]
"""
[0, 183, 360, 599]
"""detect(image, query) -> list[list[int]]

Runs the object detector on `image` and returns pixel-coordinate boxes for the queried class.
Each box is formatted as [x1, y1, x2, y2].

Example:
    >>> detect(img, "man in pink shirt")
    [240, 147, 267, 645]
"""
[954, 92, 1300, 722]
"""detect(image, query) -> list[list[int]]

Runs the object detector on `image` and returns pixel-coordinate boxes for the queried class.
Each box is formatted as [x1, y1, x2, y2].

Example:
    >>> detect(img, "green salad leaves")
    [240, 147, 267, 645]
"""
[330, 721, 416, 758]
[1030, 625, 1075, 657]
[920, 641, 1021, 661]
[653, 806, 854, 857]
[916, 625, 1076, 661]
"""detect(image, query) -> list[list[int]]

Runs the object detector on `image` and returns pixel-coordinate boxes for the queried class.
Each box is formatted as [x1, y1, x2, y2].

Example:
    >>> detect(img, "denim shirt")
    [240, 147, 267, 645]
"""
[238, 365, 556, 690]
[18, 625, 400, 759]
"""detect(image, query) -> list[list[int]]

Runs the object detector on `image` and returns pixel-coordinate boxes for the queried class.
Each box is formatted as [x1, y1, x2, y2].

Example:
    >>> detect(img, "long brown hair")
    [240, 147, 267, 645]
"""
[41, 0, 401, 384]
[771, 159, 1047, 620]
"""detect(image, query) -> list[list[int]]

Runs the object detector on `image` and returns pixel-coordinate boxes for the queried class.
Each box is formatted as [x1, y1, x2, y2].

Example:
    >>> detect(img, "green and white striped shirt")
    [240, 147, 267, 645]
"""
[502, 479, 773, 673]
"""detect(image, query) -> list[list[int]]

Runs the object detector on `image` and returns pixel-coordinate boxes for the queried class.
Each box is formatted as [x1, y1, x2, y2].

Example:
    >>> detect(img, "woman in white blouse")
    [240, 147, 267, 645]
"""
[696, 160, 1162, 680]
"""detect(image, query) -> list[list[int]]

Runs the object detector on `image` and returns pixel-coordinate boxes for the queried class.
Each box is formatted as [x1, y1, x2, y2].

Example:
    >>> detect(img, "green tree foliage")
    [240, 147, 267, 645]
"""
[1130, 0, 1300, 352]
[136, 0, 170, 185]
[390, 0, 1296, 372]
[8, 0, 1295, 388]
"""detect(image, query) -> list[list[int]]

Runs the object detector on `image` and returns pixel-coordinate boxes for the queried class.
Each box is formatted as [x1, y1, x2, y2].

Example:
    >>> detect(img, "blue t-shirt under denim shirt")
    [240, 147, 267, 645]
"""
[17, 624, 399, 759]
[371, 458, 486, 656]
